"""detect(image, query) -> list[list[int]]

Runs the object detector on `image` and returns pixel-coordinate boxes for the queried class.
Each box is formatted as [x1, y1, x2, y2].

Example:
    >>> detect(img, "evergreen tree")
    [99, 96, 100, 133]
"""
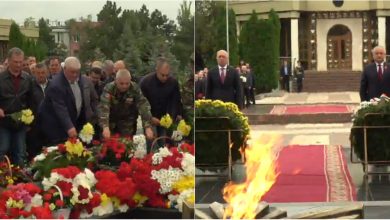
[172, 1, 194, 70]
[38, 18, 55, 56]
[8, 22, 25, 49]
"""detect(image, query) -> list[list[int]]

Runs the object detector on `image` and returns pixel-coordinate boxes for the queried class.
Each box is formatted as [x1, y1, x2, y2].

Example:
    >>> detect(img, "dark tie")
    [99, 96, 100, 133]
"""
[220, 67, 225, 84]
[378, 64, 383, 80]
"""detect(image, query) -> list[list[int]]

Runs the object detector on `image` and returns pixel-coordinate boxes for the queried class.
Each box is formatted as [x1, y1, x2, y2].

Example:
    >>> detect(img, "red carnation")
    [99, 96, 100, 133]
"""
[55, 199, 64, 207]
[43, 193, 52, 201]
[78, 186, 90, 201]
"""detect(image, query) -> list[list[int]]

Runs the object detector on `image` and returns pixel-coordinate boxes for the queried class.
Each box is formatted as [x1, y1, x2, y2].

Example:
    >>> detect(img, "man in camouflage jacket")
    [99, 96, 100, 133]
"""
[98, 69, 154, 139]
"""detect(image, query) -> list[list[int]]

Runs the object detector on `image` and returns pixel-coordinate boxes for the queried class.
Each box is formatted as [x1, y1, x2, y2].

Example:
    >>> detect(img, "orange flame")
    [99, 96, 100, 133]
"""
[222, 134, 282, 219]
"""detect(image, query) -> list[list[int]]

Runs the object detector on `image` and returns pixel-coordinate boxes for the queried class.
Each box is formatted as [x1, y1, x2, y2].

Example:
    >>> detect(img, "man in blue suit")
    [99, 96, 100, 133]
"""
[39, 57, 97, 145]
[360, 46, 390, 101]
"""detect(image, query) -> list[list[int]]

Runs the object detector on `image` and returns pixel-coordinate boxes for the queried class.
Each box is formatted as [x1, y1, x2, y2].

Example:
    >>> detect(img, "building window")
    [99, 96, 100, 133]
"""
[332, 0, 344, 7]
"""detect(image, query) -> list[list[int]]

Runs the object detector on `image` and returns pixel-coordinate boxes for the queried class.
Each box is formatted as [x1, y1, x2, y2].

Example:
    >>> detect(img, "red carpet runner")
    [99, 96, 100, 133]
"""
[262, 145, 357, 202]
[270, 105, 353, 115]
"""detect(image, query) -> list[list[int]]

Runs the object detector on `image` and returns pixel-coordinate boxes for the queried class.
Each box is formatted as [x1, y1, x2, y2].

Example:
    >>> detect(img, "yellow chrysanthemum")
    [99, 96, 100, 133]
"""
[177, 120, 191, 136]
[80, 123, 94, 136]
[172, 176, 195, 193]
[20, 109, 34, 124]
[132, 192, 148, 205]
[65, 139, 84, 157]
[6, 176, 14, 185]
[160, 114, 173, 129]
[6, 198, 24, 209]
[111, 197, 121, 208]
[101, 193, 111, 206]
[186, 194, 195, 204]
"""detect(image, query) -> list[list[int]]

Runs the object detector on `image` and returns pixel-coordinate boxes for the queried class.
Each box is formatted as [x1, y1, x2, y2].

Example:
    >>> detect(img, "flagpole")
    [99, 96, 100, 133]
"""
[226, 0, 229, 65]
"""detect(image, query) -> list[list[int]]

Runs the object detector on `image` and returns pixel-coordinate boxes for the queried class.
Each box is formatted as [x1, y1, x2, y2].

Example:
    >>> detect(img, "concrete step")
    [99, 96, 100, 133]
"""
[301, 70, 361, 92]
[246, 112, 352, 125]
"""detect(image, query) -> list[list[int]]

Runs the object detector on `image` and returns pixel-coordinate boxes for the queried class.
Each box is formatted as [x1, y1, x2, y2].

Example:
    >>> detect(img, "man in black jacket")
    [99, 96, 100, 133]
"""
[205, 50, 243, 109]
[0, 47, 34, 167]
[140, 57, 183, 141]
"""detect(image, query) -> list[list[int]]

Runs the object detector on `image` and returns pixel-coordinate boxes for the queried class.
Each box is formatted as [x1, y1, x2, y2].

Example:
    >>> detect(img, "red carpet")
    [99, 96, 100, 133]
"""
[262, 145, 356, 203]
[270, 105, 353, 115]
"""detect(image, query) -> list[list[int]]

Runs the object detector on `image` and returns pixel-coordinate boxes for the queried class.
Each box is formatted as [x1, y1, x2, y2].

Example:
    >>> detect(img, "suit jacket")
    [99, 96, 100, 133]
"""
[39, 72, 97, 143]
[360, 62, 390, 101]
[195, 78, 206, 99]
[205, 65, 243, 108]
[280, 65, 291, 77]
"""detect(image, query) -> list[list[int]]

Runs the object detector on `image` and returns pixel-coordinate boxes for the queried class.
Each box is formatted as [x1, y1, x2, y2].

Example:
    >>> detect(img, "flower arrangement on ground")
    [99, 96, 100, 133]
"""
[195, 99, 250, 164]
[0, 160, 31, 188]
[92, 134, 147, 167]
[108, 143, 195, 212]
[0, 182, 53, 219]
[31, 138, 94, 179]
[351, 94, 390, 161]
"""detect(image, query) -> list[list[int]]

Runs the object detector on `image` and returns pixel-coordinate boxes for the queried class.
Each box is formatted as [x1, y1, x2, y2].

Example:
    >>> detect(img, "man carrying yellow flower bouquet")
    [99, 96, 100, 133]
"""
[0, 48, 35, 167]
[140, 57, 183, 149]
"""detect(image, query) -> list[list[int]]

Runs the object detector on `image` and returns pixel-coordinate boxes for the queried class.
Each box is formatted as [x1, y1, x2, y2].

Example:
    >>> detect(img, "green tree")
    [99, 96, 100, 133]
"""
[239, 10, 280, 92]
[8, 22, 25, 49]
[38, 18, 55, 56]
[172, 1, 194, 70]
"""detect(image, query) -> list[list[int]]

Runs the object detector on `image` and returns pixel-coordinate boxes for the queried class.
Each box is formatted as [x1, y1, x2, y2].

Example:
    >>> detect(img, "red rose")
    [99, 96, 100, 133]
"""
[55, 199, 64, 207]
[43, 193, 52, 201]
[58, 144, 66, 153]
[78, 186, 90, 201]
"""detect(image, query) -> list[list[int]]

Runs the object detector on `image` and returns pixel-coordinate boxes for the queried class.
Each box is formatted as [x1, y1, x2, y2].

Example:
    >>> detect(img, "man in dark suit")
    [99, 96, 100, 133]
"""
[360, 46, 390, 101]
[205, 50, 243, 109]
[195, 70, 206, 100]
[280, 60, 291, 92]
[39, 57, 98, 145]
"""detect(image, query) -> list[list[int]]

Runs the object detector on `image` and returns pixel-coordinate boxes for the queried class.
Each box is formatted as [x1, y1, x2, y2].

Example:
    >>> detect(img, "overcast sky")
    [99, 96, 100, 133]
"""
[0, 0, 188, 25]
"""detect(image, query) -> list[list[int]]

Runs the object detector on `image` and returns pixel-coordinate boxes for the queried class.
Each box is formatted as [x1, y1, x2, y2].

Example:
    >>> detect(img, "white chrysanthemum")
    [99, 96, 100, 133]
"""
[133, 134, 146, 146]
[93, 200, 114, 216]
[79, 210, 94, 218]
[175, 189, 194, 212]
[181, 153, 195, 176]
[151, 167, 183, 194]
[46, 146, 58, 153]
[152, 147, 172, 165]
[79, 133, 93, 144]
[84, 168, 97, 186]
[42, 173, 64, 190]
[133, 147, 147, 159]
[25, 194, 43, 211]
[33, 153, 46, 162]
[118, 204, 129, 212]
[171, 130, 183, 142]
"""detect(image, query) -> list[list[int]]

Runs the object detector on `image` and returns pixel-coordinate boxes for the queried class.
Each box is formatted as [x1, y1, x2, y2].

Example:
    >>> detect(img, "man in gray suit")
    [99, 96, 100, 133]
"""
[205, 50, 243, 109]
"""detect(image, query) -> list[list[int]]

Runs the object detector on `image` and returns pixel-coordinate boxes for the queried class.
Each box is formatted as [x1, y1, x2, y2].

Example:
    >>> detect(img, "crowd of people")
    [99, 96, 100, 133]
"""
[0, 47, 191, 167]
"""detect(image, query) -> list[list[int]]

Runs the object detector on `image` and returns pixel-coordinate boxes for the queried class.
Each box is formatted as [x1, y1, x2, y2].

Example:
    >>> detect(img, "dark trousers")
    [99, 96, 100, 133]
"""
[0, 127, 26, 167]
[297, 77, 303, 93]
[249, 87, 256, 104]
[244, 87, 251, 106]
[282, 75, 290, 92]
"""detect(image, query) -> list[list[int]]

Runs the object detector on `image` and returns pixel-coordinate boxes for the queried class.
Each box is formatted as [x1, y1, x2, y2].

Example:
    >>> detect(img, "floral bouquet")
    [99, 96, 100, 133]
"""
[0, 157, 32, 188]
[91, 134, 147, 168]
[0, 182, 54, 219]
[158, 114, 192, 144]
[31, 138, 95, 179]
[41, 166, 102, 218]
[8, 109, 34, 125]
[109, 142, 195, 212]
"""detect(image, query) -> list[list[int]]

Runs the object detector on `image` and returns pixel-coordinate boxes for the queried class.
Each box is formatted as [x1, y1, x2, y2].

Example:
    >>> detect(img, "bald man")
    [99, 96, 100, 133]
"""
[205, 50, 243, 109]
[360, 46, 390, 101]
